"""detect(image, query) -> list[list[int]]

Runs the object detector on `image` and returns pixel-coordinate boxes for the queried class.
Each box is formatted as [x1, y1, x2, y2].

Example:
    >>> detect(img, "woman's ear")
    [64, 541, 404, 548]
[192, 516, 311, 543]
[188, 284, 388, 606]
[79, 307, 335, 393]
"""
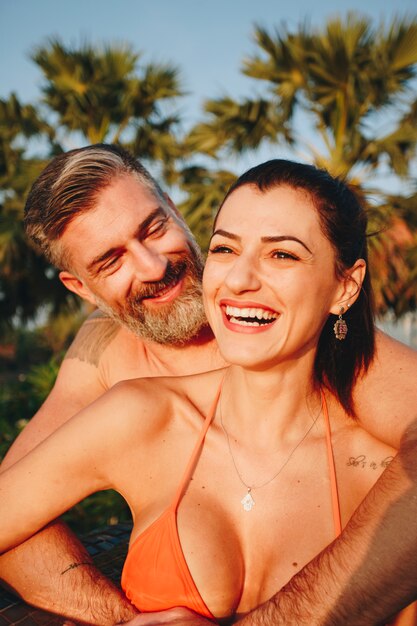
[330, 259, 366, 315]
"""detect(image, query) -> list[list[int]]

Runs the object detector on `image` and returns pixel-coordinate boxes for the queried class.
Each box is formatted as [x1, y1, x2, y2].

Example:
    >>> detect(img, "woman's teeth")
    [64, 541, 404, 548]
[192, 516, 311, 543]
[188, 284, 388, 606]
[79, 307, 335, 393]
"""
[225, 305, 278, 326]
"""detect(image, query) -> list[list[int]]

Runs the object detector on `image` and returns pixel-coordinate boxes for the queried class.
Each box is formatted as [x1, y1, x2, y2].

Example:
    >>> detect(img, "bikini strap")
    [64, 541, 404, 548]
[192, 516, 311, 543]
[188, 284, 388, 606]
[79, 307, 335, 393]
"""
[171, 377, 223, 511]
[321, 389, 342, 536]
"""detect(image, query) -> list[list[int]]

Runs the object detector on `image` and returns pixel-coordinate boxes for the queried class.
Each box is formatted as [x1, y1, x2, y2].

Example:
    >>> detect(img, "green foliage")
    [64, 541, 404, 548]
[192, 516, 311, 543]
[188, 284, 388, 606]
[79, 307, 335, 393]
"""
[1, 19, 416, 532]
[0, 93, 79, 330]
[0, 357, 59, 460]
[178, 166, 237, 251]
[187, 13, 417, 316]
[32, 37, 184, 175]
[186, 98, 283, 156]
[0, 314, 84, 460]
[62, 490, 130, 535]
[0, 376, 39, 460]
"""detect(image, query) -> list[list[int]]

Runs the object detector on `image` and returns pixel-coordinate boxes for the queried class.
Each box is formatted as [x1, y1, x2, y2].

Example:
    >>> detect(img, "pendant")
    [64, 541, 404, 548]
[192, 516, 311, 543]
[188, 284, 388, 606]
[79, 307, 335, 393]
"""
[241, 489, 255, 512]
[334, 317, 348, 340]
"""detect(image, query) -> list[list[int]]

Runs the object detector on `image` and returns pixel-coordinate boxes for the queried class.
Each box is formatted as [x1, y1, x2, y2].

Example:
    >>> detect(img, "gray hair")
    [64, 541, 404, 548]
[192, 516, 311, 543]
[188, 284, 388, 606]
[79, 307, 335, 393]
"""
[24, 144, 166, 270]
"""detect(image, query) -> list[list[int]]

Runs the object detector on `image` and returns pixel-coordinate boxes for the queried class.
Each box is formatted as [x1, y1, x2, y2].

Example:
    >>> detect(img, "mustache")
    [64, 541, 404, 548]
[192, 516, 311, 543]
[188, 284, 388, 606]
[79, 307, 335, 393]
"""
[131, 259, 188, 302]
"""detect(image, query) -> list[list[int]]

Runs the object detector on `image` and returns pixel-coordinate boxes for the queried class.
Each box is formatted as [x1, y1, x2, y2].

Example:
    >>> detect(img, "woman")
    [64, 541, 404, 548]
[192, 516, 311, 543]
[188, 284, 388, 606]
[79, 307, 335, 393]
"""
[0, 160, 409, 623]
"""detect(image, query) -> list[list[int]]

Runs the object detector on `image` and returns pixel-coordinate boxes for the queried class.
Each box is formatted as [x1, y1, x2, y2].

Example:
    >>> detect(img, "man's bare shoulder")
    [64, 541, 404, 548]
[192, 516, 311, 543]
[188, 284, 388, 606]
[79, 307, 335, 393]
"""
[354, 330, 417, 446]
[374, 329, 417, 364]
[63, 311, 223, 387]
[370, 330, 417, 391]
[64, 310, 124, 367]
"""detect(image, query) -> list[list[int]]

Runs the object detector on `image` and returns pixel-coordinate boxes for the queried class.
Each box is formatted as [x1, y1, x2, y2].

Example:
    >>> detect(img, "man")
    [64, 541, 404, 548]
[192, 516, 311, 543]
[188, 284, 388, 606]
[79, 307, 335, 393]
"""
[1, 144, 224, 624]
[1, 144, 416, 625]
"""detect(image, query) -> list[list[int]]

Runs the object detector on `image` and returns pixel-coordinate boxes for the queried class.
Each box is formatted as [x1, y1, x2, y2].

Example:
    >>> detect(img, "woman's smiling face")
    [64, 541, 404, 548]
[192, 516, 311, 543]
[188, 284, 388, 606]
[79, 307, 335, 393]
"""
[203, 184, 346, 371]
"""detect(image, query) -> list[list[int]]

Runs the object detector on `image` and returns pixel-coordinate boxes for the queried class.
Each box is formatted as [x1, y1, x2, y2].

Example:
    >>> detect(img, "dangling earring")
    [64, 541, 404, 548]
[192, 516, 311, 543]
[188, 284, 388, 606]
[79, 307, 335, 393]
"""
[334, 304, 349, 340]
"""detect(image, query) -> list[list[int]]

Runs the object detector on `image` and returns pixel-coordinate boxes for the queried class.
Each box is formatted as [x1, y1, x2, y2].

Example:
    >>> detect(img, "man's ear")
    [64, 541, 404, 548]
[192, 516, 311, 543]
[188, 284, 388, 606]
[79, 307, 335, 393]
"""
[329, 259, 367, 315]
[59, 271, 96, 306]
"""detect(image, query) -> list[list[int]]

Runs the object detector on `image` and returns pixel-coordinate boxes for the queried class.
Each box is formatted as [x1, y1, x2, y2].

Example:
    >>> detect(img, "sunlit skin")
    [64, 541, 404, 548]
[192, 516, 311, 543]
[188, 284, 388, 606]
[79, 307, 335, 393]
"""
[2, 180, 400, 622]
[1, 138, 417, 626]
[59, 174, 199, 313]
[203, 184, 364, 374]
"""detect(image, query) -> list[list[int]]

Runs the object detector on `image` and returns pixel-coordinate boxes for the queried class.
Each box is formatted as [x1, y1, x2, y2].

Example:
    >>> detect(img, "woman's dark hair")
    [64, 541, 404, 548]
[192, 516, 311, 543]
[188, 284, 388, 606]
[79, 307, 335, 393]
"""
[216, 159, 375, 416]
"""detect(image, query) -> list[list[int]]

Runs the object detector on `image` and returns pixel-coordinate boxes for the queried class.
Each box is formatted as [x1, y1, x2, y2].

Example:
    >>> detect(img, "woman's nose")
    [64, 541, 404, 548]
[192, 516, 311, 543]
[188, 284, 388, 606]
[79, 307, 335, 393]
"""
[224, 254, 261, 294]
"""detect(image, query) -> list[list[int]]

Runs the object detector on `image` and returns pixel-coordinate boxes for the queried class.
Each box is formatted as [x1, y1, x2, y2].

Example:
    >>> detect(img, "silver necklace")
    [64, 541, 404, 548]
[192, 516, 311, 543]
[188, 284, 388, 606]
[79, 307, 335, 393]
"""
[220, 392, 322, 512]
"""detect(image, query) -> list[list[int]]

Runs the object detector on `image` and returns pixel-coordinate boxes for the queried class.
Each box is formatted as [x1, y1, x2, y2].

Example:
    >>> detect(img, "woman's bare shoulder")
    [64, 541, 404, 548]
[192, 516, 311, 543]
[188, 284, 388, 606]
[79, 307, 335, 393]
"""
[101, 367, 227, 433]
[110, 366, 226, 398]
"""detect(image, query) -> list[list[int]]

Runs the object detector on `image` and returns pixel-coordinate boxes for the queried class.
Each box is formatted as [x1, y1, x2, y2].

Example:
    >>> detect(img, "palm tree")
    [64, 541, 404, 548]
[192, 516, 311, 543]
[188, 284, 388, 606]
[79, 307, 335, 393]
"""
[32, 38, 184, 178]
[0, 40, 189, 330]
[187, 14, 417, 315]
[0, 93, 76, 332]
[177, 165, 237, 251]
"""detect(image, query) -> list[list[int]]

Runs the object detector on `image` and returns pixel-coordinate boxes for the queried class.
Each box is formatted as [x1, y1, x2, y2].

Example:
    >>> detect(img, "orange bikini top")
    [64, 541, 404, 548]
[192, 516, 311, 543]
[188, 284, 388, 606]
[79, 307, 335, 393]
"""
[121, 388, 342, 619]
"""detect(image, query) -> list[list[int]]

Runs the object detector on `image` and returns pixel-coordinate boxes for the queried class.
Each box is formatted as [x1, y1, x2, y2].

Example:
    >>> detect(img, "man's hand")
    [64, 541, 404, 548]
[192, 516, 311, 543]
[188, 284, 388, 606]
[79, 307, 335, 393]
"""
[235, 420, 417, 626]
[0, 520, 138, 625]
[119, 607, 215, 625]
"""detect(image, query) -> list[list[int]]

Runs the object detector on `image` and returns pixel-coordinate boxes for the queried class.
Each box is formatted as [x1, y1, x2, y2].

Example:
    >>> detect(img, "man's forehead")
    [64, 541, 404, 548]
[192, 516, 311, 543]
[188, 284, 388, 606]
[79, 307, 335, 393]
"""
[95, 172, 165, 209]
[68, 177, 167, 229]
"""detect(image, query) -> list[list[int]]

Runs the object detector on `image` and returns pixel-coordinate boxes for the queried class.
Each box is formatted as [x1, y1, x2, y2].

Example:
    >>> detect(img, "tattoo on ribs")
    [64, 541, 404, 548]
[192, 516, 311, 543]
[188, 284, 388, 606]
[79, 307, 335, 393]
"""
[65, 314, 120, 367]
[61, 561, 92, 575]
[347, 455, 394, 469]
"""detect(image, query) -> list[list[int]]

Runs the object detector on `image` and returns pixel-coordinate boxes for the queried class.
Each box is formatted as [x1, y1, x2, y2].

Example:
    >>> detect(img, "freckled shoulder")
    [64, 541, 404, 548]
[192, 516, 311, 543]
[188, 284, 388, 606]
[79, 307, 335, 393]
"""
[64, 310, 122, 367]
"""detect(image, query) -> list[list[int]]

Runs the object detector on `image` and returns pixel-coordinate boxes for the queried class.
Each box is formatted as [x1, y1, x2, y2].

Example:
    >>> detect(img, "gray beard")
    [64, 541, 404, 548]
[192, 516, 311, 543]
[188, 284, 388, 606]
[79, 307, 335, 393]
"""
[93, 247, 208, 345]
[121, 280, 207, 345]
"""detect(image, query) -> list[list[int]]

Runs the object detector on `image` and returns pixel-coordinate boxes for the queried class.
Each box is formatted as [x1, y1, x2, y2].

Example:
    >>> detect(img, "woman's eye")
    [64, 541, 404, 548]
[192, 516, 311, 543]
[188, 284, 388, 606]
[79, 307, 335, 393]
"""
[273, 250, 298, 260]
[208, 245, 234, 254]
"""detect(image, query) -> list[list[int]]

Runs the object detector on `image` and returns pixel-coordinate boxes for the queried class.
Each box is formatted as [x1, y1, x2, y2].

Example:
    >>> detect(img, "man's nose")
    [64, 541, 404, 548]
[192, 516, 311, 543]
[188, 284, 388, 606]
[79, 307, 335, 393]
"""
[130, 241, 168, 282]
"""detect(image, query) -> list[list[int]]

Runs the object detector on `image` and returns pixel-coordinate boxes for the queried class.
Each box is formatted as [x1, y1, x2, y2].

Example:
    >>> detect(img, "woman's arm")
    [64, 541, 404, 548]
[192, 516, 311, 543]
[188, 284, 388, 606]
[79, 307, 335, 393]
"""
[0, 380, 140, 554]
[0, 319, 139, 623]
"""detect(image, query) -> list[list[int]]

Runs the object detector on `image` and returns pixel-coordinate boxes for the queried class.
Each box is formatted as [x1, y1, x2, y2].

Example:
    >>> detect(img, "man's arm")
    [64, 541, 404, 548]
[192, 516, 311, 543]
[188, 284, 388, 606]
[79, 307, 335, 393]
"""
[0, 312, 137, 624]
[237, 418, 417, 625]
[125, 333, 417, 626]
[0, 522, 136, 625]
[237, 334, 417, 626]
[125, 422, 417, 626]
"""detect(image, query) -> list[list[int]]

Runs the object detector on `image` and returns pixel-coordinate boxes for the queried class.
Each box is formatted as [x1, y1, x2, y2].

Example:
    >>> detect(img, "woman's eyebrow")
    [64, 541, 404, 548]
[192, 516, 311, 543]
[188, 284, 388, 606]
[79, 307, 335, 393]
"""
[211, 229, 312, 254]
[261, 235, 312, 254]
[211, 228, 239, 241]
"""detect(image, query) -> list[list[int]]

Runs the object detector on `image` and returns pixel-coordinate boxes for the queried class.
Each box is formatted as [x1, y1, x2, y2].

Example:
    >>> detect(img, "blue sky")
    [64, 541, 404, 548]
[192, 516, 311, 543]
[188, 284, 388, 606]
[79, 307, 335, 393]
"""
[1, 1, 416, 175]
[1, 0, 416, 343]
[1, 0, 415, 120]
